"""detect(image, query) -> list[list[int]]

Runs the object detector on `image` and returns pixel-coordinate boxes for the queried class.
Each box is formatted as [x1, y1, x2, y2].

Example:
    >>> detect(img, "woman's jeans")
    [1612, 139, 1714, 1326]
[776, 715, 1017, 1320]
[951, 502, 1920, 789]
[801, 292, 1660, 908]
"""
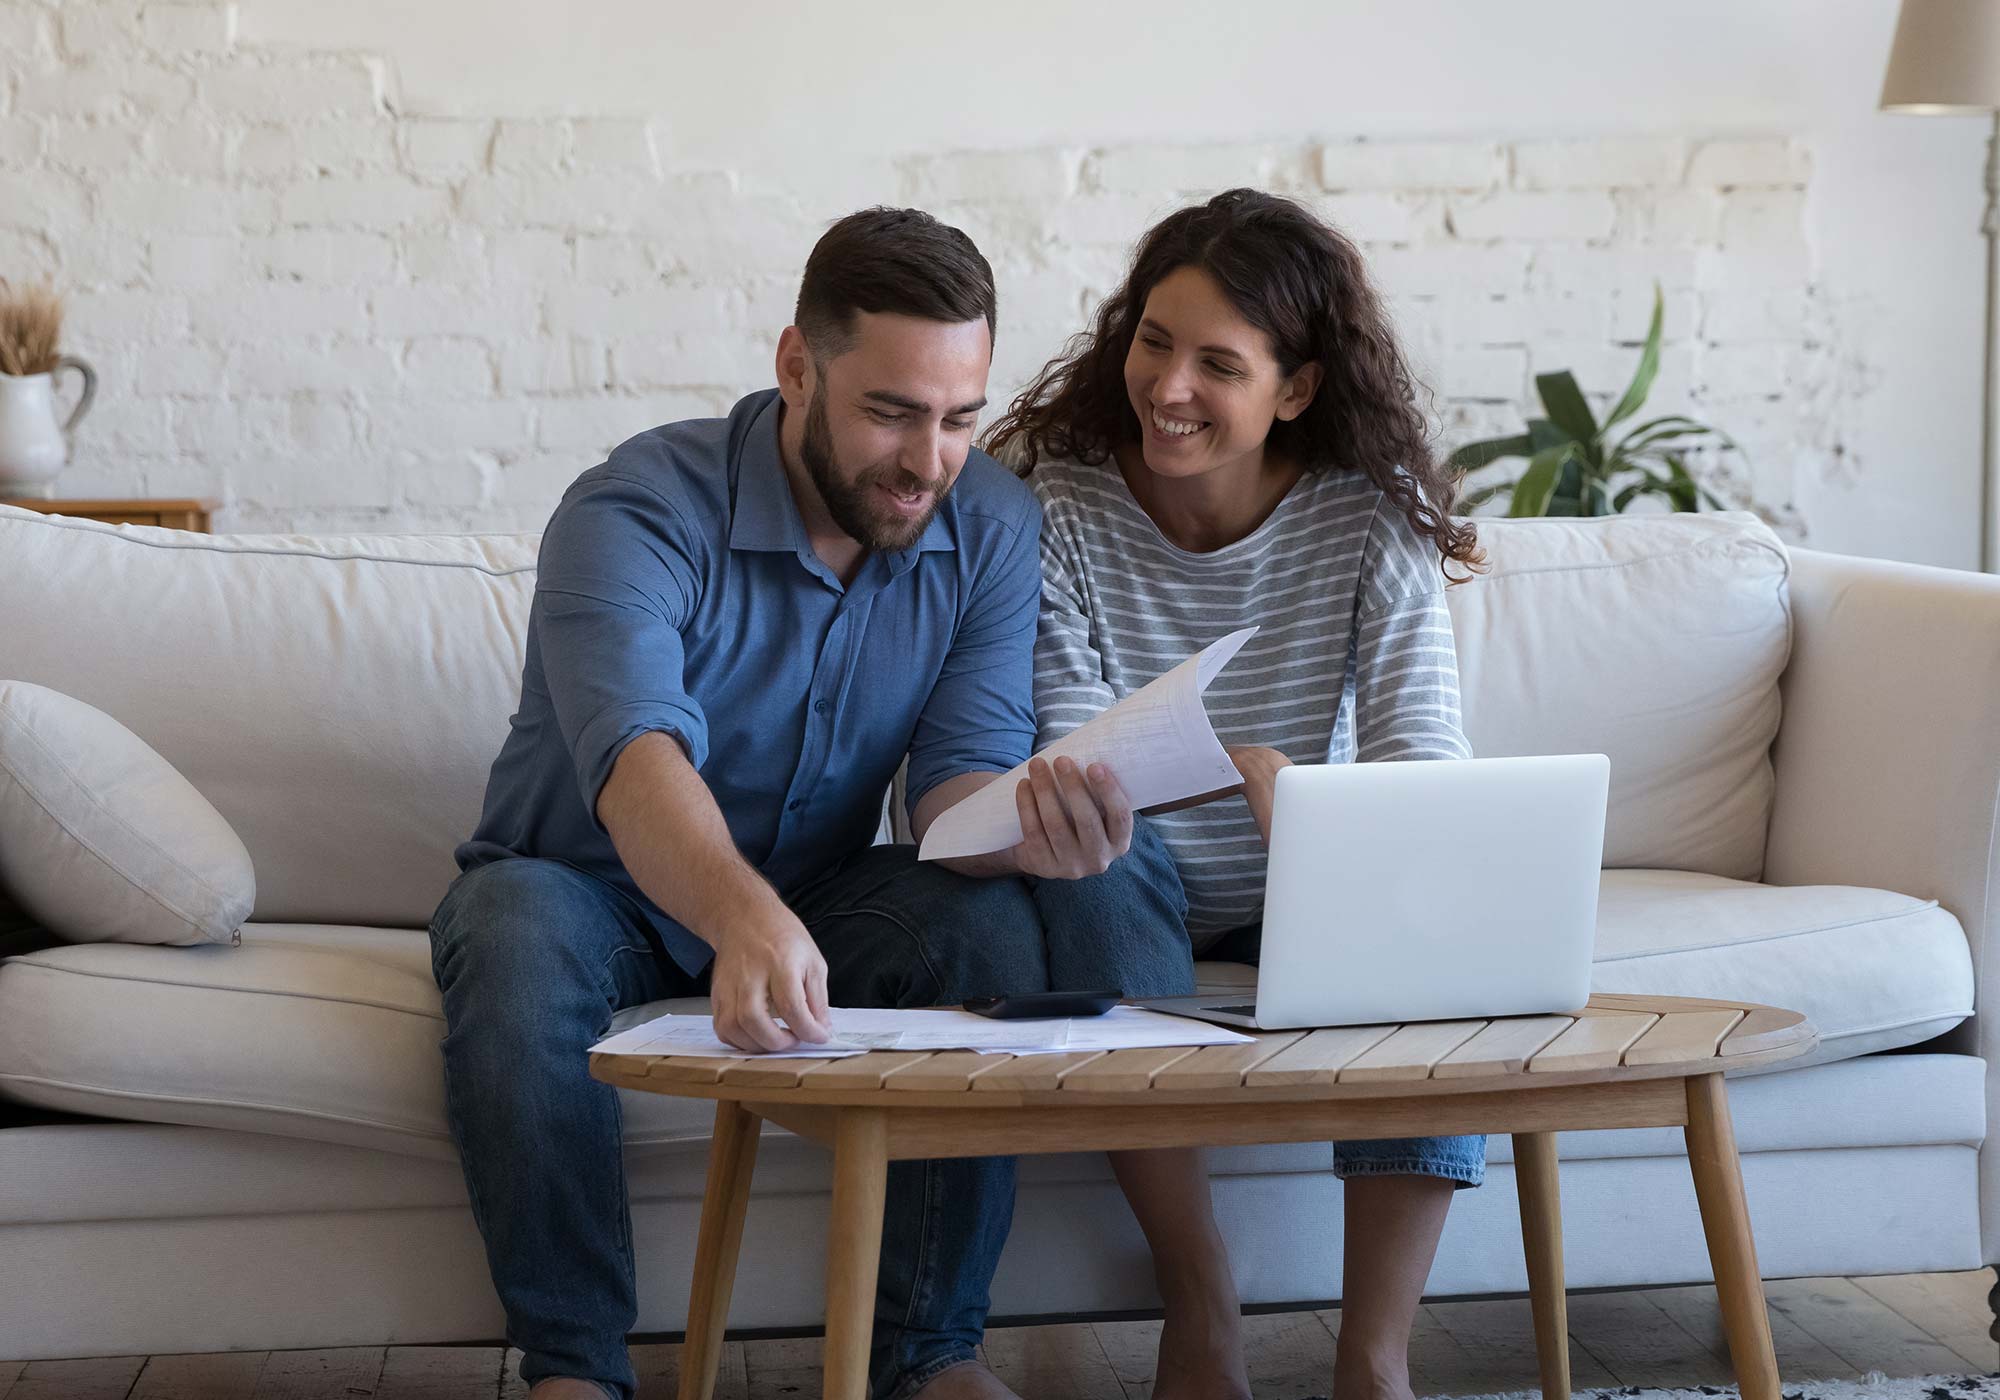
[1031, 817, 1488, 1190]
[429, 846, 1049, 1400]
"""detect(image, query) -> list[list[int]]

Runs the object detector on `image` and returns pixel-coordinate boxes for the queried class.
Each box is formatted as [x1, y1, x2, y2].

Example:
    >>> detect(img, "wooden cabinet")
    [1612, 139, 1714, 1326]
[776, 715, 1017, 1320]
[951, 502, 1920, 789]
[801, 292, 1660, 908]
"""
[0, 497, 211, 532]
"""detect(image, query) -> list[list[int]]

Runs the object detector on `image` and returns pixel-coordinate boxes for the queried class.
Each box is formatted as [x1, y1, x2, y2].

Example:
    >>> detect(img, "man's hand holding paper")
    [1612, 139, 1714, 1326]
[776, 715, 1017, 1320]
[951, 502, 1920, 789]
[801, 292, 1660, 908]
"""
[919, 627, 1261, 863]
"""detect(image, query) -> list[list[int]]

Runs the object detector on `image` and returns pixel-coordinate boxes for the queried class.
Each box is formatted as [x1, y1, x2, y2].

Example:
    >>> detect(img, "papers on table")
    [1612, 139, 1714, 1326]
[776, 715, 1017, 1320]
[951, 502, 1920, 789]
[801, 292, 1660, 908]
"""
[918, 627, 1259, 861]
[589, 1005, 1253, 1060]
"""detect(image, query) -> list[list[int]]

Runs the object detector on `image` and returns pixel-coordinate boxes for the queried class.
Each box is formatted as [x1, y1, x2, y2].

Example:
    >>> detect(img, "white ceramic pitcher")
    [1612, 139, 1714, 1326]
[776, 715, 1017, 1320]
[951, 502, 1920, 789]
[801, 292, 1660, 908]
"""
[0, 356, 96, 496]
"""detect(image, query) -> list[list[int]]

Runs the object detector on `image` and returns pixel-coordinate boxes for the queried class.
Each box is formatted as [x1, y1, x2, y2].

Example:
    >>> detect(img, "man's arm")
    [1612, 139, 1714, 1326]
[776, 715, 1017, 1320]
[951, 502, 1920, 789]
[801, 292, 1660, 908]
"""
[532, 473, 828, 1053]
[597, 731, 831, 1051]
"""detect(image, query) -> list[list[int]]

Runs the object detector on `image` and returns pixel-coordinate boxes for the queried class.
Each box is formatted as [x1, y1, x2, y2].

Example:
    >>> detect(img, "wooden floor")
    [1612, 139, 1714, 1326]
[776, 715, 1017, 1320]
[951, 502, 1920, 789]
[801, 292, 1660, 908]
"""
[3, 1271, 1994, 1398]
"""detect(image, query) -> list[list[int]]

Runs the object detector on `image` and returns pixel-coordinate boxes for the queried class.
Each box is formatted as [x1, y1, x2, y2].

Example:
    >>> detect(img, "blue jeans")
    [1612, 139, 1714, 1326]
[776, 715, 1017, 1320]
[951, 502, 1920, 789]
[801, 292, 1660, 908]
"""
[429, 846, 1049, 1400]
[1032, 817, 1487, 1189]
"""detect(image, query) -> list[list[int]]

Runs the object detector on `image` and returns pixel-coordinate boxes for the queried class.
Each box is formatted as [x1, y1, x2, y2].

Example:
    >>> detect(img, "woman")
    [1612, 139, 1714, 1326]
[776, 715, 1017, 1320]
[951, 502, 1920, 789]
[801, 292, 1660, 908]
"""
[986, 189, 1487, 1400]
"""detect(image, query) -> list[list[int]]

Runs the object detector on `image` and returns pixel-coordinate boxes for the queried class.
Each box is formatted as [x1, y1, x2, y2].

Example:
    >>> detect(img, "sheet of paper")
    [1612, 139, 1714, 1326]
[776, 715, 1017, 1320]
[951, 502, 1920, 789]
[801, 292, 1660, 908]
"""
[918, 626, 1260, 861]
[590, 1005, 1253, 1059]
[589, 1016, 868, 1060]
[1060, 1006, 1253, 1051]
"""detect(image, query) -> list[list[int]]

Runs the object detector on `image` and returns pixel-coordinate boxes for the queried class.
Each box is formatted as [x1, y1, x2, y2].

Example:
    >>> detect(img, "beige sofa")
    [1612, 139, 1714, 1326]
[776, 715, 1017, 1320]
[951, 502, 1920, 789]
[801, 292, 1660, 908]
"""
[0, 500, 1992, 1363]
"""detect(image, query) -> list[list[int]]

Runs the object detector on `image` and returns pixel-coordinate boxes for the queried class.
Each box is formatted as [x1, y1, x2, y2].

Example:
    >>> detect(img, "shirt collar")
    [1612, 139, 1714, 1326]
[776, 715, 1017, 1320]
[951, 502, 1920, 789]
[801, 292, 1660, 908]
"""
[728, 391, 958, 565]
[727, 394, 805, 554]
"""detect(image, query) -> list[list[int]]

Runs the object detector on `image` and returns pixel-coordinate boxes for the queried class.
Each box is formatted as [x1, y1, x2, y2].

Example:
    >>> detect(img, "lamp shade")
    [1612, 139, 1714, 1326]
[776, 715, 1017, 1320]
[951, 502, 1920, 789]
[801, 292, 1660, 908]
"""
[1882, 0, 2000, 112]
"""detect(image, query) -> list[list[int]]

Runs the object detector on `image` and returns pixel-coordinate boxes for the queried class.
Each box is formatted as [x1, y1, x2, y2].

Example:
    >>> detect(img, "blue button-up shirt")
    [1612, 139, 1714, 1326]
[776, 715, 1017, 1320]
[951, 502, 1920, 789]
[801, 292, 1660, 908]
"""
[458, 389, 1042, 974]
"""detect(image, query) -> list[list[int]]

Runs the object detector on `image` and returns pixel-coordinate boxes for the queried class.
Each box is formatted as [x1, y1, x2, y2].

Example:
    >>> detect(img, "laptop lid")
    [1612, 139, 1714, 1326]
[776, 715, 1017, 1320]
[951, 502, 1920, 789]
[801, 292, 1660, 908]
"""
[1252, 754, 1608, 1030]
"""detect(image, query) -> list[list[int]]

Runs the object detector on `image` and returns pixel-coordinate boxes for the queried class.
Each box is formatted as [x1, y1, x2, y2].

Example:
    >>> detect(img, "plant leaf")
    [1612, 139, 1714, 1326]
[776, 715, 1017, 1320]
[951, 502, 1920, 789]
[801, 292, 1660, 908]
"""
[1663, 454, 1701, 512]
[1618, 423, 1718, 459]
[1445, 433, 1534, 471]
[1554, 456, 1583, 502]
[1603, 283, 1664, 432]
[1526, 417, 1571, 452]
[1535, 371, 1599, 448]
[1505, 443, 1573, 517]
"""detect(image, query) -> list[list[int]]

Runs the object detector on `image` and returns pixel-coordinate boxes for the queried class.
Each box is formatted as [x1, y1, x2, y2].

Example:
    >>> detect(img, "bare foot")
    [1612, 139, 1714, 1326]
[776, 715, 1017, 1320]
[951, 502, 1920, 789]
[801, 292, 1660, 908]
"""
[526, 1379, 613, 1400]
[907, 1359, 1022, 1399]
[1152, 1272, 1251, 1400]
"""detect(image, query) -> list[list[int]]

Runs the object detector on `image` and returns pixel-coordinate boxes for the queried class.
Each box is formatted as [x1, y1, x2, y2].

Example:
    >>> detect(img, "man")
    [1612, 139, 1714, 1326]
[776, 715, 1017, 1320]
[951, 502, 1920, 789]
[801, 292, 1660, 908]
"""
[429, 207, 1134, 1400]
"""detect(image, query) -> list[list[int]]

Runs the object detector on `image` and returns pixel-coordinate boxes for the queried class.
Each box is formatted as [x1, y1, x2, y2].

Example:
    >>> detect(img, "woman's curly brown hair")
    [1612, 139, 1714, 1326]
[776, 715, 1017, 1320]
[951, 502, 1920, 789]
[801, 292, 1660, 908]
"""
[984, 188, 1482, 578]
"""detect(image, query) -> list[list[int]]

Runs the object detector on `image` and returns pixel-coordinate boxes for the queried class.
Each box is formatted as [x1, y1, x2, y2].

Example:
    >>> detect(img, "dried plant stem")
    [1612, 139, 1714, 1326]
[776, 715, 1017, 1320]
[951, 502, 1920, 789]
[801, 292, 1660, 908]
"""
[0, 277, 64, 377]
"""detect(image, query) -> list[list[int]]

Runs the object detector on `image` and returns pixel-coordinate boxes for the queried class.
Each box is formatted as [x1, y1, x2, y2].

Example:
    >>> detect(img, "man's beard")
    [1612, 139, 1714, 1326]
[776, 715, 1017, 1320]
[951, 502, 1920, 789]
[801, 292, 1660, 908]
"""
[801, 384, 946, 553]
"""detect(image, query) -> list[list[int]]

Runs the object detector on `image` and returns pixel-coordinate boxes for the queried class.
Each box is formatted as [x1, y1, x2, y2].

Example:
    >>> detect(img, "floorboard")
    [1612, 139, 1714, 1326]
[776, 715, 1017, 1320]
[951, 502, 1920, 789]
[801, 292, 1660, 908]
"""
[7, 1271, 1997, 1399]
[1426, 1294, 1620, 1393]
[1852, 1270, 2000, 1373]
[983, 1322, 1125, 1400]
[1562, 1289, 1736, 1389]
[129, 1352, 268, 1399]
[1642, 1281, 1861, 1383]
[1764, 1275, 1972, 1378]
[1087, 1318, 1159, 1399]
[248, 1348, 388, 1400]
[371, 1347, 504, 1400]
[1, 1357, 147, 1400]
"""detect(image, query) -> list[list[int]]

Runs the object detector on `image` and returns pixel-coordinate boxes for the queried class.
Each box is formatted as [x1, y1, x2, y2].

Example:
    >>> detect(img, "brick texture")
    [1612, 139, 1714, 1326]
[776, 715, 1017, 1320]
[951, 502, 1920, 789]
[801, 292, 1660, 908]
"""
[1, 14, 1818, 535]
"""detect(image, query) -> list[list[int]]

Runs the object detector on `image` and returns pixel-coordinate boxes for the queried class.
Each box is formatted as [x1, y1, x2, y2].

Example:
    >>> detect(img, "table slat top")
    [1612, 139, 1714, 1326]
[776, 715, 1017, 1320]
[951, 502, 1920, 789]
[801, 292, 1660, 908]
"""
[591, 994, 1815, 1106]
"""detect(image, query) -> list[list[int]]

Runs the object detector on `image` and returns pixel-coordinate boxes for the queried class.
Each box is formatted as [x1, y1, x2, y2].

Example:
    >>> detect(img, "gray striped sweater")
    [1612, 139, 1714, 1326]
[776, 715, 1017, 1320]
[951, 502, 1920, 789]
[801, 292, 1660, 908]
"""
[1030, 456, 1474, 943]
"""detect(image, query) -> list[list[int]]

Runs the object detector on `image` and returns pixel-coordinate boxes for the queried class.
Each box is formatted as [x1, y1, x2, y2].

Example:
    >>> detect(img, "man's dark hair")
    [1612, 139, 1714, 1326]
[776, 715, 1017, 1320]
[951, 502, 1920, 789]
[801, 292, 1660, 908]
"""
[794, 207, 997, 360]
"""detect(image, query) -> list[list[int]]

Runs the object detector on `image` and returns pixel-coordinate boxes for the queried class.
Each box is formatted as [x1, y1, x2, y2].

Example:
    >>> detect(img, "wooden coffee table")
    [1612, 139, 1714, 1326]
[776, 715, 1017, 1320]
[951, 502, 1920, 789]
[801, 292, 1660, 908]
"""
[591, 992, 1816, 1400]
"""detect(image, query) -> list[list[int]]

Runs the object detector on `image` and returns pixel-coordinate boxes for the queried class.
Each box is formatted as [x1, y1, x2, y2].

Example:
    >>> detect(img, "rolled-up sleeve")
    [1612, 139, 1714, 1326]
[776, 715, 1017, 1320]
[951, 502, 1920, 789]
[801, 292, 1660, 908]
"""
[903, 502, 1042, 814]
[535, 476, 710, 823]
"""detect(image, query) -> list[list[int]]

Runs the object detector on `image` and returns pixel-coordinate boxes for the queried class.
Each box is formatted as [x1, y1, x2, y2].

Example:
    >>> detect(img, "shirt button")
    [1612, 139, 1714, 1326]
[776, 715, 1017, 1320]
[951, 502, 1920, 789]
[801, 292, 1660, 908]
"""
[813, 698, 829, 715]
[787, 799, 802, 812]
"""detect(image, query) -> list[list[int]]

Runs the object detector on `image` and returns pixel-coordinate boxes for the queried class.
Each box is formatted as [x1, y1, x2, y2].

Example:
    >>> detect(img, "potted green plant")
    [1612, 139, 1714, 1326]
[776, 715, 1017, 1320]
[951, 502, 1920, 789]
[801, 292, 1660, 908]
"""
[1449, 287, 1738, 517]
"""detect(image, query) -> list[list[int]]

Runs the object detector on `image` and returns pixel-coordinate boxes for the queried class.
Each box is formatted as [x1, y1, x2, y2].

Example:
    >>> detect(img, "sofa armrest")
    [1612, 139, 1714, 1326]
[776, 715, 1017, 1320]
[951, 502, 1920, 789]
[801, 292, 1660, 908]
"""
[1764, 546, 2000, 1259]
[1766, 548, 2000, 1029]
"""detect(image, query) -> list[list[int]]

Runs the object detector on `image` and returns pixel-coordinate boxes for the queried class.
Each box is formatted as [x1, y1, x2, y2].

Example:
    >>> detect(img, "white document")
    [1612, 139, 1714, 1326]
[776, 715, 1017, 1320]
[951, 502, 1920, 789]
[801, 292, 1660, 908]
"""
[1057, 1006, 1253, 1052]
[918, 627, 1260, 861]
[589, 1016, 868, 1060]
[590, 1005, 1252, 1059]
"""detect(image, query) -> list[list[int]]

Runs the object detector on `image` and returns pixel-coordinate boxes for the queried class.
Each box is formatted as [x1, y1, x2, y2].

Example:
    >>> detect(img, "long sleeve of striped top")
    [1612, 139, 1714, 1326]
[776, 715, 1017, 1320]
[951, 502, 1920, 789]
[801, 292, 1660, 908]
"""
[1030, 456, 1472, 941]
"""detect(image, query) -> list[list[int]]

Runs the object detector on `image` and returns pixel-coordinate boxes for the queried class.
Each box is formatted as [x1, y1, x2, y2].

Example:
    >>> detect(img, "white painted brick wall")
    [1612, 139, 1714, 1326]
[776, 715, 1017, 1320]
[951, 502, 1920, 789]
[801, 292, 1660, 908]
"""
[1, 5, 1821, 536]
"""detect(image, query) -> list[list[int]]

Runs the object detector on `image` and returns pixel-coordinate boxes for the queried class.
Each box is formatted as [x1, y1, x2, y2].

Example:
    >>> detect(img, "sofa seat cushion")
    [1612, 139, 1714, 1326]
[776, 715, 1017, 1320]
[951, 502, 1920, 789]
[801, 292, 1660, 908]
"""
[1586, 869, 1971, 1070]
[0, 924, 723, 1160]
[0, 868, 1971, 1160]
[1187, 868, 1969, 1072]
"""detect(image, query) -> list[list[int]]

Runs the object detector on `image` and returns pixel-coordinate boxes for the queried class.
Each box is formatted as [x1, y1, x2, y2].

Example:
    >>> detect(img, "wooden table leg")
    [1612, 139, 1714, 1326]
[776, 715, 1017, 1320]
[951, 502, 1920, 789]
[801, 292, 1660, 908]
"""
[1514, 1130, 1571, 1400]
[823, 1108, 891, 1400]
[1684, 1072, 1781, 1400]
[679, 1100, 762, 1400]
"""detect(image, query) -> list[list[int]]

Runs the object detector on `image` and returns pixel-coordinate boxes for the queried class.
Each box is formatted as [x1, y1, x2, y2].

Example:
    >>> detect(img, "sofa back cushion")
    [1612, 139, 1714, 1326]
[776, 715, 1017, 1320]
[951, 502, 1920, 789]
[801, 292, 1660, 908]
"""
[0, 507, 535, 927]
[0, 504, 1791, 927]
[1446, 511, 1791, 881]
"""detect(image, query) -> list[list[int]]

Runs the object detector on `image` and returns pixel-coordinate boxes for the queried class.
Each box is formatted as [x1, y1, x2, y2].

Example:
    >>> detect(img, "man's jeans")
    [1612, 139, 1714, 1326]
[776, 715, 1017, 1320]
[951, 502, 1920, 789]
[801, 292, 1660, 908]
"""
[1033, 817, 1488, 1189]
[429, 846, 1050, 1400]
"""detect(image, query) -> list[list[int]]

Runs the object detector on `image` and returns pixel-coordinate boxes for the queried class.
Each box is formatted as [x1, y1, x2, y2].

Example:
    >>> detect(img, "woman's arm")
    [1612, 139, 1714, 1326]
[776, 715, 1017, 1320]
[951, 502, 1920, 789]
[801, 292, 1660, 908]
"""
[1140, 744, 1293, 843]
[1353, 499, 1475, 764]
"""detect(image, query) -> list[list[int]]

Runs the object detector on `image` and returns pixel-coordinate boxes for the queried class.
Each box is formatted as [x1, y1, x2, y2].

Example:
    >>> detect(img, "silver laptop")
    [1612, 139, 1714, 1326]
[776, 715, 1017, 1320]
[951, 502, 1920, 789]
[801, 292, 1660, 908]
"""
[1140, 754, 1609, 1030]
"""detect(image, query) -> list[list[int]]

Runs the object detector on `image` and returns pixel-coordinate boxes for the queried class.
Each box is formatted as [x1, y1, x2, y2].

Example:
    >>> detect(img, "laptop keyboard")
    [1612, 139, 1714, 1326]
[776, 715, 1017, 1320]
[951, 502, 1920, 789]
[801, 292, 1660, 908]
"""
[1203, 1004, 1257, 1016]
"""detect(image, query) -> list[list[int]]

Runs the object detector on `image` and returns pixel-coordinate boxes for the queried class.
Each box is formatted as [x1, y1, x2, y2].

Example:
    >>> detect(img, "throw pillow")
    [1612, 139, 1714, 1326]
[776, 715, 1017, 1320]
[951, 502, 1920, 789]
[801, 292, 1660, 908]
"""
[0, 681, 253, 945]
